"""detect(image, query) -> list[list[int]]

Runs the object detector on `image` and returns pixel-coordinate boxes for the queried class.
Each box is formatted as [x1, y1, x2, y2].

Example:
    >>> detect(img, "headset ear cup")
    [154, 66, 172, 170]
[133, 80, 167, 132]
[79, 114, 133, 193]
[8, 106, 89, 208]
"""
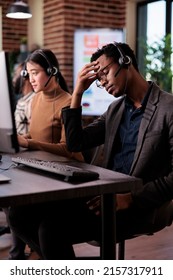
[114, 42, 131, 67]
[20, 69, 28, 78]
[44, 66, 59, 87]
[118, 57, 123, 65]
[47, 66, 58, 76]
[124, 55, 131, 66]
[47, 67, 52, 75]
[119, 55, 131, 67]
[52, 66, 58, 75]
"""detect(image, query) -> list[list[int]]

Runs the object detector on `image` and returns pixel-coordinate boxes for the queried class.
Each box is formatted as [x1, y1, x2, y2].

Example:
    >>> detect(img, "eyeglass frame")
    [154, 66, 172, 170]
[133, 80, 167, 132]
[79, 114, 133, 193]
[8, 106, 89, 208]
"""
[95, 60, 122, 89]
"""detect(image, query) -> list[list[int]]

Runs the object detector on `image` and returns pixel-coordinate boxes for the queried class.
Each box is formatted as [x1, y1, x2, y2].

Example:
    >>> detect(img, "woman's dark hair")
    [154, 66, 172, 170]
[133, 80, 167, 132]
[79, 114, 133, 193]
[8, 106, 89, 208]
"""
[26, 49, 69, 92]
[13, 62, 26, 96]
[13, 75, 22, 96]
[91, 42, 139, 72]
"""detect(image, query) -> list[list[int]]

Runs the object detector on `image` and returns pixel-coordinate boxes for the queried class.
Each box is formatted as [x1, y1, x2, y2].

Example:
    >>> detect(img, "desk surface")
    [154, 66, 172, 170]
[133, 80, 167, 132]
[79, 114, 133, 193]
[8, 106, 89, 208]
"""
[0, 151, 142, 207]
[0, 150, 142, 259]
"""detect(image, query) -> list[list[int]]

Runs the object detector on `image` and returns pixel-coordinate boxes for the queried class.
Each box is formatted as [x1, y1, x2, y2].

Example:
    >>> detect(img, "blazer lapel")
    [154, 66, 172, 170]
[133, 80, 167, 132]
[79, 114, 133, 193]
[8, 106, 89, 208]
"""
[130, 83, 160, 175]
[104, 98, 125, 167]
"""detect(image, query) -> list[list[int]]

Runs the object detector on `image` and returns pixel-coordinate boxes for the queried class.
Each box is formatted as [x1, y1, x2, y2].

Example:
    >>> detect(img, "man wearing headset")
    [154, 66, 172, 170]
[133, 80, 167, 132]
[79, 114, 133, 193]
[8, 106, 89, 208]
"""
[61, 42, 173, 254]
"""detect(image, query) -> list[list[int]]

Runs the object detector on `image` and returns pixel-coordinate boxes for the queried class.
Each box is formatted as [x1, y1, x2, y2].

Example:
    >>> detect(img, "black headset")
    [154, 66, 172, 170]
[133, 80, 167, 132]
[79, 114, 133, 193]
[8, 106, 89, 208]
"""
[20, 64, 28, 78]
[37, 50, 59, 87]
[36, 50, 59, 77]
[20, 50, 59, 79]
[113, 42, 131, 67]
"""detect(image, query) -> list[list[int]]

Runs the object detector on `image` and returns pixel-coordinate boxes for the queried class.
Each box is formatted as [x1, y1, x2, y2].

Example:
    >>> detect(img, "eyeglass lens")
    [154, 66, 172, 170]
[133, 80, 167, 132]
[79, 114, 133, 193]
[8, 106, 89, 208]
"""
[96, 61, 113, 89]
[96, 63, 122, 89]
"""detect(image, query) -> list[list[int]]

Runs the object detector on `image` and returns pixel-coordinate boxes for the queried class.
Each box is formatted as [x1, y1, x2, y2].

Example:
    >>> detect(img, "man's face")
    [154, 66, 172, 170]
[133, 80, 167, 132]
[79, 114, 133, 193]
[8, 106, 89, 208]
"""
[96, 54, 127, 97]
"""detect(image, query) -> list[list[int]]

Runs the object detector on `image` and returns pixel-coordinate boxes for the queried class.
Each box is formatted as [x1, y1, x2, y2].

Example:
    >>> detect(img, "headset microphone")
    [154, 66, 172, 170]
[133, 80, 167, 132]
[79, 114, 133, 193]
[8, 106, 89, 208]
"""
[44, 72, 53, 87]
[114, 64, 123, 78]
[112, 42, 131, 94]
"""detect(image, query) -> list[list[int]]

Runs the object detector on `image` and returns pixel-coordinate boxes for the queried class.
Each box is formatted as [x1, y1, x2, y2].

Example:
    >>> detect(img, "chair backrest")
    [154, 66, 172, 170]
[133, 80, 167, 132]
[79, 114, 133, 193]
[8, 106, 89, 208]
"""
[82, 145, 104, 166]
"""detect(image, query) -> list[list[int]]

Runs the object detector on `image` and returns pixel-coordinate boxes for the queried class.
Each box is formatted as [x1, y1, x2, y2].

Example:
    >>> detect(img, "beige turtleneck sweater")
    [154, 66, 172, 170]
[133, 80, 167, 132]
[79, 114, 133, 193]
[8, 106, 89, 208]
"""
[25, 86, 84, 161]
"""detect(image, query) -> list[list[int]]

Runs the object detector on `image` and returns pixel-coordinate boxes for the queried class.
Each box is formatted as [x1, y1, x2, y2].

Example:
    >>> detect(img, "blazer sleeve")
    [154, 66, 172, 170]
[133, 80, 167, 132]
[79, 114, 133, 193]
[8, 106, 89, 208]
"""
[62, 106, 105, 151]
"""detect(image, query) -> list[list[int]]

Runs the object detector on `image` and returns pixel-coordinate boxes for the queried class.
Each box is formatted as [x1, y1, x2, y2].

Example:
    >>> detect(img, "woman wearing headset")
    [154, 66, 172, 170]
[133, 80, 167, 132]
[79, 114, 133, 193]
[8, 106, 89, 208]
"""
[17, 48, 83, 160]
[6, 49, 84, 260]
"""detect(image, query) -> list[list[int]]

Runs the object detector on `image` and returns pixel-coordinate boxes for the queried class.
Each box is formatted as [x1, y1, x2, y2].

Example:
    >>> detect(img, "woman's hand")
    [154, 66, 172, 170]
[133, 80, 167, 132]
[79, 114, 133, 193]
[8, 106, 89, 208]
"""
[71, 61, 99, 108]
[17, 134, 29, 148]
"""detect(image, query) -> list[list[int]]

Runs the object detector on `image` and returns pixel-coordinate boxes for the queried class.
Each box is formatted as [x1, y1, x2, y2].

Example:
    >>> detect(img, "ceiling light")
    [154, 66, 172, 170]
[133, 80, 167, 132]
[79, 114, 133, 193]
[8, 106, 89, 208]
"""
[6, 1, 32, 19]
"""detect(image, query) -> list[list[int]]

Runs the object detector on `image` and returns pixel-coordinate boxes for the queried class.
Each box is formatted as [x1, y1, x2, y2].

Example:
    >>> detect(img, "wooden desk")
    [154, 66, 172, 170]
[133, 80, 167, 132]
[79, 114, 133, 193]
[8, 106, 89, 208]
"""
[0, 151, 142, 259]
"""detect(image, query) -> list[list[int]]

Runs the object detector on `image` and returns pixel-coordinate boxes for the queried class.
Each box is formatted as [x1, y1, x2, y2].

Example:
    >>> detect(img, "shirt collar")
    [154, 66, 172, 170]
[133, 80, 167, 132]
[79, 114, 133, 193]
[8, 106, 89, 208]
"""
[125, 81, 153, 109]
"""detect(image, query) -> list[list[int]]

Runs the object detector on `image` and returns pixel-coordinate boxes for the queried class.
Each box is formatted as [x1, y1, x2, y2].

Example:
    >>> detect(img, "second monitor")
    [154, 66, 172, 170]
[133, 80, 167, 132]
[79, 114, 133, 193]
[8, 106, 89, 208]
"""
[0, 51, 19, 154]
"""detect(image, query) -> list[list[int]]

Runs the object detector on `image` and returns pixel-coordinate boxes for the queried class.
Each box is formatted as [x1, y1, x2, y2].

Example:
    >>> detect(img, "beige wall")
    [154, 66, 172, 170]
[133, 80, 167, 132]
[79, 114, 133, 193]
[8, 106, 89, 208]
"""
[126, 0, 144, 51]
[28, 0, 43, 51]
[126, 0, 137, 50]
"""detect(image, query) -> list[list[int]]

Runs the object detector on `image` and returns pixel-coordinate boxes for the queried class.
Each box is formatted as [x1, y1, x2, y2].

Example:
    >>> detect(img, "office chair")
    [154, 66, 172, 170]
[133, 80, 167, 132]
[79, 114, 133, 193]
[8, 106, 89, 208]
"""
[79, 147, 173, 259]
[82, 145, 104, 166]
[86, 199, 173, 260]
[76, 199, 173, 260]
[117, 199, 173, 259]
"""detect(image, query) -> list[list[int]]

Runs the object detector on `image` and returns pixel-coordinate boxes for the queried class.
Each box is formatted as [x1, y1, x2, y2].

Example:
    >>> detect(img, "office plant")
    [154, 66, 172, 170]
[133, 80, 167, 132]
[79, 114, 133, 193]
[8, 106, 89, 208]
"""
[142, 34, 173, 92]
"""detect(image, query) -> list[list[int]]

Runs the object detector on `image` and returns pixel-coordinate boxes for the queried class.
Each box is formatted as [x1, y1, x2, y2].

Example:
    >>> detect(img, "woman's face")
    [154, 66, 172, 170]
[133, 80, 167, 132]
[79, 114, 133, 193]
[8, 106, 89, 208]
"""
[26, 61, 52, 92]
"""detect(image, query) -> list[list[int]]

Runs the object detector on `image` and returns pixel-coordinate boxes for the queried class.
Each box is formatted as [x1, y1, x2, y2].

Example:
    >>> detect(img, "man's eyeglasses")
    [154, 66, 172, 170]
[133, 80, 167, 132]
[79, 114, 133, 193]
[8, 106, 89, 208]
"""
[96, 61, 114, 89]
[96, 61, 122, 89]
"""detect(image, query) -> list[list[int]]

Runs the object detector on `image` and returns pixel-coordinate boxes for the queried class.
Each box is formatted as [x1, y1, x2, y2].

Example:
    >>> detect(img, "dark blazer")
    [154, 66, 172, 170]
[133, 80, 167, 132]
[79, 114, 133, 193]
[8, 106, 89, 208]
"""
[62, 83, 173, 209]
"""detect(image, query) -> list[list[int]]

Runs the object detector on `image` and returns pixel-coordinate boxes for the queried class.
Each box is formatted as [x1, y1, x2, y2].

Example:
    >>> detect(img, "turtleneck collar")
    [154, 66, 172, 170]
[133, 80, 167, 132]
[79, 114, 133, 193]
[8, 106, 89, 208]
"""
[40, 85, 63, 101]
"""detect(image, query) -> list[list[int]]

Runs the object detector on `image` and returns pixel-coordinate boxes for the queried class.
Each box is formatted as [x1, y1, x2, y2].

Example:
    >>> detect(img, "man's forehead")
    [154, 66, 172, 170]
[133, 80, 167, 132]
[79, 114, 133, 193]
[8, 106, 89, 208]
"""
[96, 55, 112, 70]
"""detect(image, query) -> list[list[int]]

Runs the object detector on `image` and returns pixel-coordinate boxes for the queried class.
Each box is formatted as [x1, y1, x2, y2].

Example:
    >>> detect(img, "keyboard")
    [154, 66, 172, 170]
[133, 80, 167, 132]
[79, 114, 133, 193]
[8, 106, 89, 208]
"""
[12, 157, 99, 182]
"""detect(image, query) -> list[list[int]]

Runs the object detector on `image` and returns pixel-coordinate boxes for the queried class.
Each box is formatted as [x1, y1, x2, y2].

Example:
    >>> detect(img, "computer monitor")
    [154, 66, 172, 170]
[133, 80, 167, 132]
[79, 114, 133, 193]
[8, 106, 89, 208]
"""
[0, 51, 19, 153]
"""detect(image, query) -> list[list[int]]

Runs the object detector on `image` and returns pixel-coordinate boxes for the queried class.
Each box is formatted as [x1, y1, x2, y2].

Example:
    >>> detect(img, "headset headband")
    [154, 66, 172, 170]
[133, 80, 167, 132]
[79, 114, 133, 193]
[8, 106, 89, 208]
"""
[113, 42, 131, 66]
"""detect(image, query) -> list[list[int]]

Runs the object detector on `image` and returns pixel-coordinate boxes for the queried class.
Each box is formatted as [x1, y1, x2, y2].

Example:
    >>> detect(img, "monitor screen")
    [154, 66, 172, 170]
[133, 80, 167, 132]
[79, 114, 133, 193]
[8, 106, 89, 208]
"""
[0, 51, 19, 153]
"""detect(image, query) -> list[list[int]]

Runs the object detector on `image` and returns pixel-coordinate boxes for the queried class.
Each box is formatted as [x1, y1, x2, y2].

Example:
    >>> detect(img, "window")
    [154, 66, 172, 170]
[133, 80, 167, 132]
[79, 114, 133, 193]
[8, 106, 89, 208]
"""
[137, 0, 173, 91]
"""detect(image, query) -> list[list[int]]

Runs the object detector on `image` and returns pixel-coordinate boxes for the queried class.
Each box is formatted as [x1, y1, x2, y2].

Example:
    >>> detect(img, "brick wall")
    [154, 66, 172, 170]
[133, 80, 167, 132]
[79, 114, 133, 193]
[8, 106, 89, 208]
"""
[43, 0, 126, 92]
[1, 0, 126, 91]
